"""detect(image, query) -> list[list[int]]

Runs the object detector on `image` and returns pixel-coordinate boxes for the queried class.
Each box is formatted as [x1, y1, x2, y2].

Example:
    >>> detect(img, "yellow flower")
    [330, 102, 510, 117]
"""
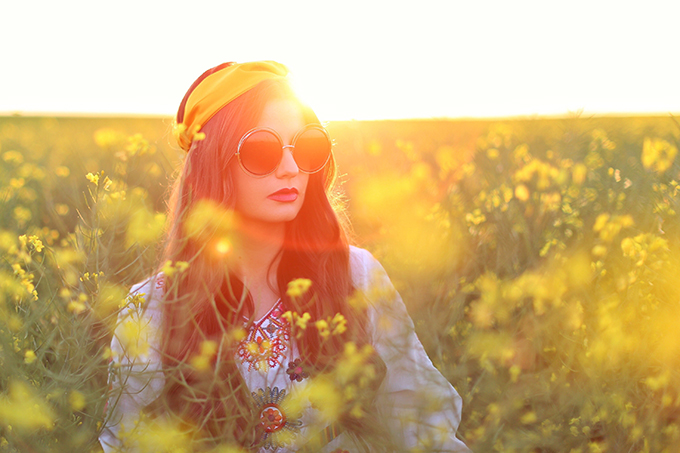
[295, 312, 311, 330]
[85, 172, 99, 186]
[509, 365, 521, 383]
[191, 355, 211, 371]
[2, 150, 24, 164]
[229, 327, 247, 342]
[591, 245, 607, 257]
[125, 206, 166, 248]
[67, 300, 87, 314]
[94, 128, 124, 148]
[12, 263, 25, 276]
[27, 235, 43, 252]
[199, 340, 218, 357]
[514, 184, 530, 201]
[331, 313, 347, 335]
[315, 319, 330, 338]
[125, 133, 154, 156]
[465, 209, 486, 226]
[521, 411, 537, 424]
[9, 177, 24, 189]
[0, 380, 55, 431]
[286, 278, 312, 298]
[124, 293, 146, 309]
[68, 391, 86, 411]
[24, 350, 37, 364]
[305, 376, 343, 424]
[161, 260, 177, 277]
[643, 369, 671, 391]
[642, 137, 677, 174]
[13, 207, 32, 227]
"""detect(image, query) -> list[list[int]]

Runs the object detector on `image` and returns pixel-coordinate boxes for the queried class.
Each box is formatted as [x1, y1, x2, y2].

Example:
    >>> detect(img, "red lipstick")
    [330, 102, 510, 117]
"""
[268, 187, 299, 202]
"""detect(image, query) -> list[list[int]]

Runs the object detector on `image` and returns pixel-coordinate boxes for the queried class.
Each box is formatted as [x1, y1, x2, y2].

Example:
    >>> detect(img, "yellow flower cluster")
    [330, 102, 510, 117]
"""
[286, 278, 312, 298]
[642, 137, 678, 174]
[282, 311, 311, 338]
[0, 380, 55, 431]
[190, 340, 218, 371]
[593, 213, 634, 242]
[315, 313, 348, 339]
[161, 260, 189, 278]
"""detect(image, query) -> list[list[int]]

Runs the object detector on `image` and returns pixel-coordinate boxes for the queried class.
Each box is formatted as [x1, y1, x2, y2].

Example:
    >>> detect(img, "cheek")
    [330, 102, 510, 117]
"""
[299, 174, 310, 195]
[233, 169, 261, 209]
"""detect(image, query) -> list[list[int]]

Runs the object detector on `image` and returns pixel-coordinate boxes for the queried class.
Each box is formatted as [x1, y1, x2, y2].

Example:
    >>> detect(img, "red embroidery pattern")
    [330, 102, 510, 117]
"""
[155, 274, 165, 291]
[237, 301, 290, 372]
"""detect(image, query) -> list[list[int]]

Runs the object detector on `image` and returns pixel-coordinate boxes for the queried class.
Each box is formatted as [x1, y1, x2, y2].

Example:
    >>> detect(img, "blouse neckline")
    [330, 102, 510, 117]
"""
[246, 298, 283, 326]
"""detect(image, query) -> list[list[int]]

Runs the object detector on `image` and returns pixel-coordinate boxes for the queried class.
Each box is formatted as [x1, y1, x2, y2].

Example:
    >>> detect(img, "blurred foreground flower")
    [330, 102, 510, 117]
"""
[642, 137, 677, 174]
[0, 380, 55, 431]
[286, 278, 312, 298]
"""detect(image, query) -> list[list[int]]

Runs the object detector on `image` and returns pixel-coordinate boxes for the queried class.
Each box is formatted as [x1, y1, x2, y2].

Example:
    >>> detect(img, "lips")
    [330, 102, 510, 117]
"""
[267, 187, 299, 202]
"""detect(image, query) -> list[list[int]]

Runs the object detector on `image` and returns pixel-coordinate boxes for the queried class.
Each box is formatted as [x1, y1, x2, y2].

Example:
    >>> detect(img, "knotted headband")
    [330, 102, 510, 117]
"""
[174, 61, 290, 152]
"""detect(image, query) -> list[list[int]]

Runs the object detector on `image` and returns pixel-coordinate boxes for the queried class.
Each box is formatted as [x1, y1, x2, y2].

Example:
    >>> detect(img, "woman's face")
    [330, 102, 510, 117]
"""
[231, 99, 310, 225]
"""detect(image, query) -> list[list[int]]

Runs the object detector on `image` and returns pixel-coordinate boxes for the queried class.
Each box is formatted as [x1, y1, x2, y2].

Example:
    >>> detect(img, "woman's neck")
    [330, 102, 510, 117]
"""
[229, 216, 286, 318]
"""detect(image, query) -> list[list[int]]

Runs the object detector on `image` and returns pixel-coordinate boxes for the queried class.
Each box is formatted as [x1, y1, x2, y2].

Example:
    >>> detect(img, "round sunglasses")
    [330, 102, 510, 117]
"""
[235, 124, 332, 177]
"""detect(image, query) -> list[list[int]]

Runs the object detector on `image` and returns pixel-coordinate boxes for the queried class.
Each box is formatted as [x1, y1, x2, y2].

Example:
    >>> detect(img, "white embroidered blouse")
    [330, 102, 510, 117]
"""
[99, 246, 471, 452]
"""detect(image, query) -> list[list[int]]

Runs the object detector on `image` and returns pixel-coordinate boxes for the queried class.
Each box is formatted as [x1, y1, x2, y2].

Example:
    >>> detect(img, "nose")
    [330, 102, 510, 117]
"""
[275, 145, 300, 178]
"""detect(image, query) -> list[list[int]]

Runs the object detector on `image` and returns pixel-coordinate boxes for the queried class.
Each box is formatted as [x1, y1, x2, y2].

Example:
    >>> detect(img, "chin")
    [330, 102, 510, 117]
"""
[267, 199, 304, 223]
[274, 208, 303, 223]
[253, 205, 304, 224]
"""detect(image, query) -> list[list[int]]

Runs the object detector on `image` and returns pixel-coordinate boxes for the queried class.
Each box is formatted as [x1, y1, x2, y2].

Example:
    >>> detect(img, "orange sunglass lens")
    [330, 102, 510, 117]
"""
[239, 130, 282, 175]
[294, 128, 331, 173]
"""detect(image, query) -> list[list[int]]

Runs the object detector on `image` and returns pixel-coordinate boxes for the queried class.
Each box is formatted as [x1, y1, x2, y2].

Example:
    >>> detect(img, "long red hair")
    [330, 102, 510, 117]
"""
[155, 77, 376, 447]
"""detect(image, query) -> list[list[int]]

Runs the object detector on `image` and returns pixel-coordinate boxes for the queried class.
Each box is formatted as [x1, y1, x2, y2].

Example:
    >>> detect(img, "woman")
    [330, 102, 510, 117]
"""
[100, 61, 470, 452]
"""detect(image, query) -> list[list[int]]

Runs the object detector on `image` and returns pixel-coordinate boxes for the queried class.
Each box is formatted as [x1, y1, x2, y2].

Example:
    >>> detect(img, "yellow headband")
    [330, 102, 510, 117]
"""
[174, 61, 289, 152]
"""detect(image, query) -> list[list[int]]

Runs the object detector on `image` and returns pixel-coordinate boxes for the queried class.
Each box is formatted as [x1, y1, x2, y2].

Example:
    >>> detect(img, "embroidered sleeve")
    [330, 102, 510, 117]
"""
[349, 247, 471, 452]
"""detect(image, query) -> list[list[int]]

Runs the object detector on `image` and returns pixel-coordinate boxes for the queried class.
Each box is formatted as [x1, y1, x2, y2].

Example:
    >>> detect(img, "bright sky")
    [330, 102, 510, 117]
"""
[1, 0, 678, 120]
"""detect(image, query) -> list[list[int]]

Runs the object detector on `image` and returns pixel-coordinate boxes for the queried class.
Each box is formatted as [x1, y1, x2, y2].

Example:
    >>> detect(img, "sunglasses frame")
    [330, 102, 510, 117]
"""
[235, 124, 332, 178]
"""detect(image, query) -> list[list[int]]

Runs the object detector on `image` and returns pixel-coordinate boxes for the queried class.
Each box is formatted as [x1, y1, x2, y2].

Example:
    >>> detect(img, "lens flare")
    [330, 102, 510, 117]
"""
[215, 238, 231, 255]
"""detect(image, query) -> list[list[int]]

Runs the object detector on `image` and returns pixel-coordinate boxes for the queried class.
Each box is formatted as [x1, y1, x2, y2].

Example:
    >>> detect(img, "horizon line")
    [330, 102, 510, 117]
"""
[1, 110, 679, 122]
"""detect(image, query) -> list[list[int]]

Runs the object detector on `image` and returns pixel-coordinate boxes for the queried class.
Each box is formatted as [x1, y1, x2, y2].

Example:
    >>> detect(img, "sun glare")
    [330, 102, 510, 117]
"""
[215, 238, 232, 255]
[288, 72, 339, 122]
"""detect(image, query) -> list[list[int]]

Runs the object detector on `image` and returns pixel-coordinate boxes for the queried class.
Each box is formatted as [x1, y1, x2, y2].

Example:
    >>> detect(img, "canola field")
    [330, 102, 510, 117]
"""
[0, 114, 679, 452]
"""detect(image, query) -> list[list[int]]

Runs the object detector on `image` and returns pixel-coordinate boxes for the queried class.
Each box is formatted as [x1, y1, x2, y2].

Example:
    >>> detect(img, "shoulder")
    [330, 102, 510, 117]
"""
[120, 273, 165, 319]
[349, 246, 379, 289]
[349, 246, 395, 295]
[129, 273, 165, 300]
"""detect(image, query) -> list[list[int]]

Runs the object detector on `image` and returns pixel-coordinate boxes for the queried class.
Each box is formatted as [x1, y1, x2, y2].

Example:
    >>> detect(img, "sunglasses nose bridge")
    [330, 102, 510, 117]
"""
[276, 144, 301, 177]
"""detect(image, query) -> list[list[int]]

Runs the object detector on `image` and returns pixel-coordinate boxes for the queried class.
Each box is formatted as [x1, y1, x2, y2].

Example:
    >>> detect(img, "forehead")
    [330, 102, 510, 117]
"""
[257, 99, 306, 143]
